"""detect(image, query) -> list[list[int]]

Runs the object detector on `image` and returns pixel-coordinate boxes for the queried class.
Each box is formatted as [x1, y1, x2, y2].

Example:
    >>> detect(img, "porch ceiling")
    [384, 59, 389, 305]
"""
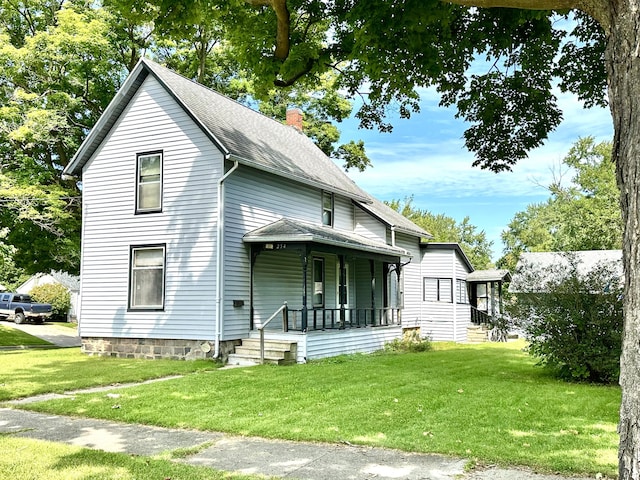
[243, 218, 411, 258]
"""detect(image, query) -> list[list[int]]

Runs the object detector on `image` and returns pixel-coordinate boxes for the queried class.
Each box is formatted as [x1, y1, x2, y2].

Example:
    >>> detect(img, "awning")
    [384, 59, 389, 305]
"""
[243, 218, 411, 258]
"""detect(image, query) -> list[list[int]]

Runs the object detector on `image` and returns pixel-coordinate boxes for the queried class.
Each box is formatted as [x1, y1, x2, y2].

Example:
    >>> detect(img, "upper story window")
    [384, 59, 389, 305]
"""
[136, 151, 163, 213]
[129, 245, 165, 310]
[322, 191, 334, 227]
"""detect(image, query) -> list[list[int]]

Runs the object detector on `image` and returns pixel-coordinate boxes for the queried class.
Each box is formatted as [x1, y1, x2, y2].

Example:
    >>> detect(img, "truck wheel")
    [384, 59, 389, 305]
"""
[14, 312, 25, 324]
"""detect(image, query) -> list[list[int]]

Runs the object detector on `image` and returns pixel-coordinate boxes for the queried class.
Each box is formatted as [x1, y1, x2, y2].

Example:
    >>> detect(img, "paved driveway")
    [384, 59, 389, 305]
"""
[4, 321, 81, 347]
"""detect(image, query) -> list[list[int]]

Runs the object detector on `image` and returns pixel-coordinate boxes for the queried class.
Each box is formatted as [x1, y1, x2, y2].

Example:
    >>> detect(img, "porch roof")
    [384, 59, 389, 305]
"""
[243, 218, 411, 258]
[466, 269, 511, 283]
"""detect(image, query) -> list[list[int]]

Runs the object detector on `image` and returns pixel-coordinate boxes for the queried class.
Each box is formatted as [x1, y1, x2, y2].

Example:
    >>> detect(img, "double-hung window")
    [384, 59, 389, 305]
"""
[423, 277, 453, 303]
[322, 191, 334, 227]
[130, 245, 165, 310]
[136, 151, 162, 213]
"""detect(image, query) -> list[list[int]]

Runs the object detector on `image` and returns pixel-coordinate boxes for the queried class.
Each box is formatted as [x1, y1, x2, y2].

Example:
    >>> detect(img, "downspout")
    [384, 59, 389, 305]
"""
[215, 158, 239, 359]
[391, 226, 396, 247]
[452, 250, 457, 342]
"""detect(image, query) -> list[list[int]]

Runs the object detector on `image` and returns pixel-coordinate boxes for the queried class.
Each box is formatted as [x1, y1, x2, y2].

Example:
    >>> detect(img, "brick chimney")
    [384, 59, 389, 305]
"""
[286, 108, 304, 131]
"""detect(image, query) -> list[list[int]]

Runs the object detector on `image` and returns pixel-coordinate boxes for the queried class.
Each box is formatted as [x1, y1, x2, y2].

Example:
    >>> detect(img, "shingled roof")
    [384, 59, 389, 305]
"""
[65, 58, 370, 202]
[243, 218, 411, 257]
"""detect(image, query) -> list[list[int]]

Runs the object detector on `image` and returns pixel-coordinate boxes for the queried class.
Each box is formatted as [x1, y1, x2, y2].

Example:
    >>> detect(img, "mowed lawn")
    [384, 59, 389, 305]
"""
[11, 341, 620, 477]
[0, 324, 52, 347]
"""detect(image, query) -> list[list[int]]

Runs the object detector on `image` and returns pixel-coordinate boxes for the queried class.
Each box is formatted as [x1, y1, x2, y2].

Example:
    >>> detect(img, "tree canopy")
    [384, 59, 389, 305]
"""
[499, 137, 621, 270]
[388, 198, 494, 269]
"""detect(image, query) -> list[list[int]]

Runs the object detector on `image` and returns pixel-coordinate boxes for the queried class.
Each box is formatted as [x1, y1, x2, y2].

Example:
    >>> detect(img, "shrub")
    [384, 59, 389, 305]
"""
[507, 252, 622, 384]
[384, 329, 432, 353]
[29, 283, 71, 321]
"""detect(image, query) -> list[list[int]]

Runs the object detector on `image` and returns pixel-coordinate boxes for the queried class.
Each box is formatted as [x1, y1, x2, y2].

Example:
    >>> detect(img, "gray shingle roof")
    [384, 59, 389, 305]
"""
[356, 196, 432, 238]
[66, 58, 370, 202]
[243, 218, 411, 258]
[466, 269, 511, 283]
[509, 250, 622, 292]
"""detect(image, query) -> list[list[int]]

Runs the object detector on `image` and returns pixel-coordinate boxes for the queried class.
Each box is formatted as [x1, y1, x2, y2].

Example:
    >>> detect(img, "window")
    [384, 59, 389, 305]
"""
[322, 191, 334, 226]
[423, 277, 453, 303]
[136, 152, 162, 213]
[130, 245, 165, 309]
[336, 262, 349, 306]
[456, 279, 468, 304]
[313, 257, 325, 307]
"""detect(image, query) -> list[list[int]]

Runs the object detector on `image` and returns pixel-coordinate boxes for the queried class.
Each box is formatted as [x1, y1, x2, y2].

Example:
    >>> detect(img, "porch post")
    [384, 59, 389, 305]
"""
[301, 247, 308, 332]
[396, 262, 402, 324]
[339, 254, 346, 327]
[490, 281, 496, 319]
[370, 259, 376, 325]
[250, 245, 259, 330]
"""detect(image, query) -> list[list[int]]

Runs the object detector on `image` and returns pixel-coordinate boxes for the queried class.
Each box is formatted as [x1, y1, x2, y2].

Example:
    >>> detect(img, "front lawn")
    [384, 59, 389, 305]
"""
[0, 436, 269, 480]
[0, 324, 52, 347]
[0, 348, 219, 401]
[17, 341, 620, 477]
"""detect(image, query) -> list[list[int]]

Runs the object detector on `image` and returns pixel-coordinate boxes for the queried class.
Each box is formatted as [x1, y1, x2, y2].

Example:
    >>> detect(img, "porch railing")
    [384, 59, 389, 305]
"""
[268, 307, 401, 332]
[257, 302, 288, 364]
[470, 305, 491, 325]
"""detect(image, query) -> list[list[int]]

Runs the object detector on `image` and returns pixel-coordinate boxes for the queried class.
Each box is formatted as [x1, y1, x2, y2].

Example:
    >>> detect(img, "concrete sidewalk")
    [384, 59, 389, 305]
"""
[0, 406, 597, 480]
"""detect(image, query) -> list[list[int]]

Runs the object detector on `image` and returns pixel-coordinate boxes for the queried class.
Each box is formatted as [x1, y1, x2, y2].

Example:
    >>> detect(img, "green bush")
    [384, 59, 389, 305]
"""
[384, 329, 432, 353]
[29, 283, 71, 320]
[507, 253, 622, 384]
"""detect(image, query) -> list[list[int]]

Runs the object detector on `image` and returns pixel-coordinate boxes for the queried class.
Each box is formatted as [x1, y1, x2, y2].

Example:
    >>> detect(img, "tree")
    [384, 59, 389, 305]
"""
[499, 137, 621, 271]
[184, 2, 640, 476]
[388, 197, 494, 269]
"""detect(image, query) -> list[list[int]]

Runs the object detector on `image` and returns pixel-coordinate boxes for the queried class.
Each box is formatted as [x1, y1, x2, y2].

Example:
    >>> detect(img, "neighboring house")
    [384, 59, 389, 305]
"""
[419, 243, 474, 342]
[510, 250, 622, 293]
[17, 271, 80, 321]
[63, 58, 433, 362]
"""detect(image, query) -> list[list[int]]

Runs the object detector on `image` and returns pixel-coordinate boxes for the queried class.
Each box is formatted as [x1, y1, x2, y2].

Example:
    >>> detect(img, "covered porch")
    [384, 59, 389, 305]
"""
[240, 219, 410, 362]
[467, 269, 512, 325]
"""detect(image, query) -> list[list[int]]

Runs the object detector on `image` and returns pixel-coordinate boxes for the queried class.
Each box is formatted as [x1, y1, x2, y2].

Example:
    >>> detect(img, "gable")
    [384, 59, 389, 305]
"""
[66, 58, 370, 203]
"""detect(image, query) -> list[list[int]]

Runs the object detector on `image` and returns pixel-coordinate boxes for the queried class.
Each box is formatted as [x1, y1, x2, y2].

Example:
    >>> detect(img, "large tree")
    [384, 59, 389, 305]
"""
[499, 137, 621, 270]
[203, 1, 639, 477]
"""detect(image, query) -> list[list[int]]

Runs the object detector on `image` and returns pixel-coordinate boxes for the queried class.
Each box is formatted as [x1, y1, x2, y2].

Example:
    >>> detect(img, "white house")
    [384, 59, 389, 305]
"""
[63, 58, 500, 363]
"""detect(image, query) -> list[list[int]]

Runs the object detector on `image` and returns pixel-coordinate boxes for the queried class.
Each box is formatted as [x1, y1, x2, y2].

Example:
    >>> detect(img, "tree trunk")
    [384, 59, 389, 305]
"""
[608, 2, 640, 479]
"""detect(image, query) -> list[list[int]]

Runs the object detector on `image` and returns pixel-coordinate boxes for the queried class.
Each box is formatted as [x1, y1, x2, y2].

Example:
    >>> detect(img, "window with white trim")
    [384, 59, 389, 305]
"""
[136, 151, 162, 213]
[130, 245, 165, 309]
[322, 191, 334, 227]
[423, 277, 453, 303]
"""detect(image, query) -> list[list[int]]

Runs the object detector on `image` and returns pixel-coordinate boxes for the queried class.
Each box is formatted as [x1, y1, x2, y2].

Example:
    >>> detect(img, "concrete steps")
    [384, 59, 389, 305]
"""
[467, 324, 489, 343]
[227, 338, 297, 366]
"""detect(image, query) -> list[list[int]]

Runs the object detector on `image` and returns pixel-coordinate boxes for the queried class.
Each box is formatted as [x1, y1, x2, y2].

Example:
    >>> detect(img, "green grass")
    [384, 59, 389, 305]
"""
[0, 348, 220, 401]
[0, 436, 270, 480]
[0, 324, 52, 347]
[17, 341, 620, 477]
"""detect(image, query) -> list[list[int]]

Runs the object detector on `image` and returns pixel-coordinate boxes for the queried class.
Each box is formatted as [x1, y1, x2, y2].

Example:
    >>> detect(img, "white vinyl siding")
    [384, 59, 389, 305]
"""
[353, 205, 387, 242]
[79, 75, 222, 340]
[222, 167, 360, 339]
[419, 246, 473, 342]
[395, 233, 421, 327]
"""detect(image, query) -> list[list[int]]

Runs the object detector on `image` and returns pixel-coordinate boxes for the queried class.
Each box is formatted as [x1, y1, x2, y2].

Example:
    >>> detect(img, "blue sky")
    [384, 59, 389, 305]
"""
[336, 87, 614, 262]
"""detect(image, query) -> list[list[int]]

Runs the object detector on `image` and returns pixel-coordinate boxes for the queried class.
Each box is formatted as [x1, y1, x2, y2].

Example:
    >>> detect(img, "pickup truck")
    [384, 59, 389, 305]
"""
[0, 293, 52, 324]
